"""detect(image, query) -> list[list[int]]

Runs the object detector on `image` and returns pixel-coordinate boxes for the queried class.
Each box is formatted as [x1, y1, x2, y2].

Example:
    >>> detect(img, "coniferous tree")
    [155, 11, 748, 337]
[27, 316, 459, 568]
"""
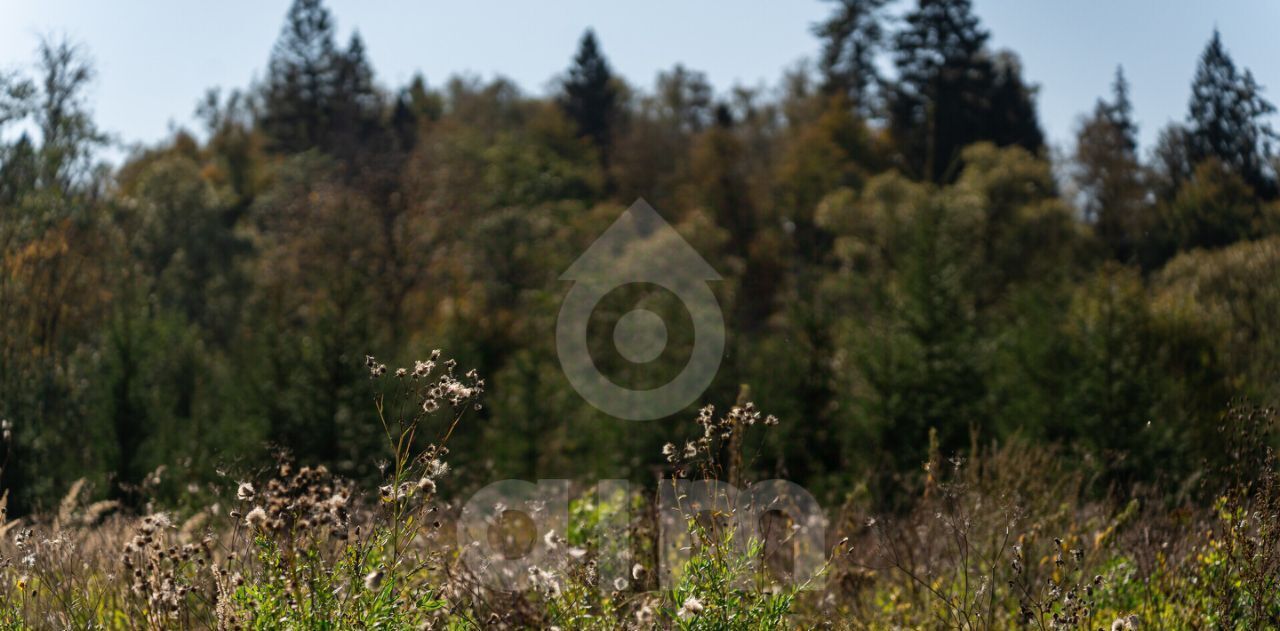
[329, 32, 383, 160]
[813, 0, 888, 116]
[560, 29, 618, 159]
[1075, 67, 1144, 260]
[261, 0, 340, 153]
[889, 0, 1042, 182]
[262, 0, 385, 162]
[389, 91, 416, 153]
[1186, 29, 1277, 198]
[890, 0, 989, 182]
[1101, 67, 1138, 153]
[1150, 123, 1193, 203]
[983, 52, 1044, 150]
[388, 74, 441, 153]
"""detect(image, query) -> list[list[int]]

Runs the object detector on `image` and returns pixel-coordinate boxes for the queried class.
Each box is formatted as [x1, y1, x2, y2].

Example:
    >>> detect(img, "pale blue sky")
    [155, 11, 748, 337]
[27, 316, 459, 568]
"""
[2, 1, 1276, 158]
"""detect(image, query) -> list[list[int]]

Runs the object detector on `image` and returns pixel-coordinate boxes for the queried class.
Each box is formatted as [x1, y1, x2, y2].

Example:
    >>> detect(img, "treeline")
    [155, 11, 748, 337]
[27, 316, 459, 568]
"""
[2, 0, 1279, 514]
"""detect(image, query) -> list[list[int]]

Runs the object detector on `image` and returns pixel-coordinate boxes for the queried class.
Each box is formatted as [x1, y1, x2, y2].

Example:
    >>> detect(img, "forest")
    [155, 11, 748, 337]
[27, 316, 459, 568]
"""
[2, 0, 1280, 628]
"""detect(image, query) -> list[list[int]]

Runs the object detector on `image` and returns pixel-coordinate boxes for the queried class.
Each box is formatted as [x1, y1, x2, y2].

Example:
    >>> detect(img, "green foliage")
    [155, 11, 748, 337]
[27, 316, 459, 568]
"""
[1158, 159, 1279, 253]
[261, 0, 384, 157]
[1186, 29, 1278, 199]
[890, 0, 1043, 182]
[663, 525, 800, 630]
[813, 0, 889, 114]
[1074, 67, 1145, 261]
[229, 531, 449, 629]
[560, 29, 619, 157]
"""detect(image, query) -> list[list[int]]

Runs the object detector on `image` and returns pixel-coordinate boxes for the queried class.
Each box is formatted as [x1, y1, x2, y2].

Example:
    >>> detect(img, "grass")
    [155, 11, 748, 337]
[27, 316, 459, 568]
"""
[0, 354, 1276, 629]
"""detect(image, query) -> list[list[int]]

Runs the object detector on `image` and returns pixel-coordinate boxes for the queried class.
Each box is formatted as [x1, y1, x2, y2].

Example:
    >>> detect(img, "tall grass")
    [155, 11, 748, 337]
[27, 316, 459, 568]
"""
[0, 355, 1276, 629]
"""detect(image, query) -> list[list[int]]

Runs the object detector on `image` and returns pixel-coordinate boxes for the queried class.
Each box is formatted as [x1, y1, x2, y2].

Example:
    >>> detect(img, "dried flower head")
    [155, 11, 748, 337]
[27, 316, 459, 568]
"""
[1111, 615, 1140, 631]
[244, 507, 268, 529]
[678, 596, 704, 619]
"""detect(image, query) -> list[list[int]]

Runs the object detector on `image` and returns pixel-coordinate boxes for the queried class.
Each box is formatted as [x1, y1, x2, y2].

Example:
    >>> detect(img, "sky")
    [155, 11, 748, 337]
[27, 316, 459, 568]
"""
[2, 1, 1277, 160]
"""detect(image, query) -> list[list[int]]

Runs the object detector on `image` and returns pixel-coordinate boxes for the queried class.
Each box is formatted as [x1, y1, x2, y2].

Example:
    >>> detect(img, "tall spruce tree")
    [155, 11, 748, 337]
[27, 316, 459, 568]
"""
[889, 0, 1042, 182]
[329, 32, 382, 159]
[1075, 67, 1144, 260]
[1102, 67, 1138, 153]
[1186, 29, 1277, 198]
[262, 0, 384, 161]
[813, 0, 888, 116]
[261, 0, 340, 153]
[560, 29, 618, 159]
[984, 51, 1044, 150]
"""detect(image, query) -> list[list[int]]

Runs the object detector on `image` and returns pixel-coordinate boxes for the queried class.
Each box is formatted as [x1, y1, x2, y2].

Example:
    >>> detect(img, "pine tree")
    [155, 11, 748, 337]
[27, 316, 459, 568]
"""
[890, 0, 989, 182]
[560, 29, 618, 157]
[389, 91, 416, 153]
[261, 0, 340, 153]
[813, 0, 888, 115]
[889, 0, 1042, 182]
[983, 51, 1044, 151]
[1150, 123, 1193, 203]
[1074, 67, 1144, 260]
[1187, 29, 1277, 198]
[1102, 67, 1138, 153]
[329, 32, 382, 158]
[261, 0, 385, 162]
